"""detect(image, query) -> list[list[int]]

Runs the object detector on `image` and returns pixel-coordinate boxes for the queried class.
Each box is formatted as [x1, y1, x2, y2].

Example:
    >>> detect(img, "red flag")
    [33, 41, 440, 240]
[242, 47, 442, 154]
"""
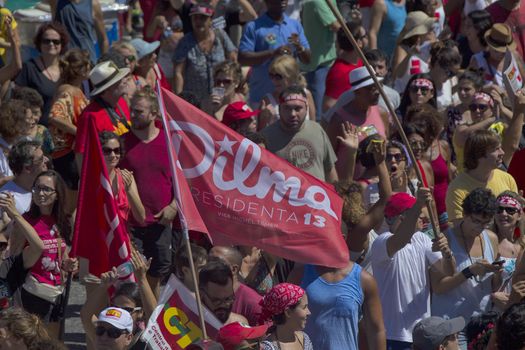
[156, 84, 209, 237]
[160, 87, 349, 268]
[71, 117, 132, 277]
[141, 275, 222, 349]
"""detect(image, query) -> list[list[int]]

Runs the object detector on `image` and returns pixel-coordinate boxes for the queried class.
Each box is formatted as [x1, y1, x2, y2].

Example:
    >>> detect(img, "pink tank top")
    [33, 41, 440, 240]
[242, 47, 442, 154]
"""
[24, 215, 66, 287]
[431, 151, 449, 215]
[114, 168, 131, 224]
[337, 105, 387, 142]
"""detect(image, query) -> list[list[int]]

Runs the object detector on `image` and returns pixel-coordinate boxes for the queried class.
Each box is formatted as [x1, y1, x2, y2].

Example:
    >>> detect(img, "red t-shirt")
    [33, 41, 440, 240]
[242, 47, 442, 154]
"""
[74, 97, 131, 154]
[232, 283, 263, 327]
[508, 148, 525, 194]
[486, 2, 525, 58]
[120, 130, 174, 226]
[324, 58, 363, 99]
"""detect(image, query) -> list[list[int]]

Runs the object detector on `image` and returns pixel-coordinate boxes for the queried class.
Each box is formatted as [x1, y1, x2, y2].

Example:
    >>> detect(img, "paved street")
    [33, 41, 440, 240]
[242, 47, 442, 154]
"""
[63, 280, 87, 350]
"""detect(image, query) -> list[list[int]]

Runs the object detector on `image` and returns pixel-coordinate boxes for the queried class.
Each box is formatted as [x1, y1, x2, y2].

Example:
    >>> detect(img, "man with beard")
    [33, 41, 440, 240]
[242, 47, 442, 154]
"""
[261, 85, 338, 183]
[323, 66, 390, 179]
[199, 258, 248, 325]
[120, 87, 178, 298]
[446, 129, 517, 227]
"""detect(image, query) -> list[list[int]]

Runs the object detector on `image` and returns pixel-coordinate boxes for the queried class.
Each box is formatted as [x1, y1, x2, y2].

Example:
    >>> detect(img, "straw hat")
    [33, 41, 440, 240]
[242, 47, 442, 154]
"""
[485, 23, 516, 53]
[89, 61, 130, 96]
[397, 11, 435, 43]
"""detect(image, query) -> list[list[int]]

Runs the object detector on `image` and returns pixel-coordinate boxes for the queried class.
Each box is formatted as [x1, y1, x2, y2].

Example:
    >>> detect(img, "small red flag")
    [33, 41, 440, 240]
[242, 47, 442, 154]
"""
[159, 87, 349, 268]
[71, 117, 132, 277]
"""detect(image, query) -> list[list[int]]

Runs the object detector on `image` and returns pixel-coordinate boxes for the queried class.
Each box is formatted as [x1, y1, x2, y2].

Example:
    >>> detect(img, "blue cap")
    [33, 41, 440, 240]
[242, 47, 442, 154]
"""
[130, 38, 160, 60]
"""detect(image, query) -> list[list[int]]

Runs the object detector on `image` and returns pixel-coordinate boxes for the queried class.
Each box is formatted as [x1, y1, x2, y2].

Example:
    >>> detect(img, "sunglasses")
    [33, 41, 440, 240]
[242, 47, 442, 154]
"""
[111, 305, 142, 314]
[386, 153, 405, 162]
[215, 78, 233, 86]
[409, 86, 432, 96]
[469, 103, 489, 112]
[269, 72, 283, 81]
[95, 326, 128, 339]
[42, 38, 61, 46]
[125, 55, 136, 62]
[409, 140, 426, 150]
[497, 206, 520, 215]
[102, 147, 121, 156]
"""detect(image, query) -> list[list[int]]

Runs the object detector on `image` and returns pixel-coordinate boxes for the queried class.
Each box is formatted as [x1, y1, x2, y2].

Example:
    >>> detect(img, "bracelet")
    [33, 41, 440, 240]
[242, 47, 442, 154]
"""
[461, 267, 474, 280]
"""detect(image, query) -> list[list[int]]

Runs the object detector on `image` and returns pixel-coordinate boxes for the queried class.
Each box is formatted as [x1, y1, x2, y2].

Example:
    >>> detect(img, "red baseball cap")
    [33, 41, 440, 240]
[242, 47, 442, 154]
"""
[216, 322, 268, 350]
[222, 102, 260, 127]
[385, 192, 417, 218]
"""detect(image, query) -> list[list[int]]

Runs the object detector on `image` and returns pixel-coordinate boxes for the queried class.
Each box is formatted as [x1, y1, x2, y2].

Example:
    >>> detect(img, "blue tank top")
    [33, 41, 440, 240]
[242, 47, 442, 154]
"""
[55, 0, 97, 63]
[377, 0, 407, 59]
[301, 263, 363, 350]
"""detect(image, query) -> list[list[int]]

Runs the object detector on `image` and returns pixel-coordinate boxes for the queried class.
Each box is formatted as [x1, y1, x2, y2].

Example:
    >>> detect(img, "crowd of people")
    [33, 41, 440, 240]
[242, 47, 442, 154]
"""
[1, 0, 525, 349]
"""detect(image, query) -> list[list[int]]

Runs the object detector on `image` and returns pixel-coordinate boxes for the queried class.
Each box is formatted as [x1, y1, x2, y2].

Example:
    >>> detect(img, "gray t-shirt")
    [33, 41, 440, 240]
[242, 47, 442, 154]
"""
[261, 120, 337, 181]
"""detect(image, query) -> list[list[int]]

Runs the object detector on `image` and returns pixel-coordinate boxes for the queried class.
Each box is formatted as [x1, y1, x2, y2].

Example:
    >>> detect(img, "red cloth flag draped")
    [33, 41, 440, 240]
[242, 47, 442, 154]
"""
[71, 117, 132, 276]
[159, 87, 349, 268]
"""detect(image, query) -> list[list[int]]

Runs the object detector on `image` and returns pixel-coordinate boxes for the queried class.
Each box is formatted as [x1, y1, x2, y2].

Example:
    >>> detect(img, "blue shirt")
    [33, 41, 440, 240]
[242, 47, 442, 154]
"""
[239, 13, 310, 104]
[301, 264, 363, 350]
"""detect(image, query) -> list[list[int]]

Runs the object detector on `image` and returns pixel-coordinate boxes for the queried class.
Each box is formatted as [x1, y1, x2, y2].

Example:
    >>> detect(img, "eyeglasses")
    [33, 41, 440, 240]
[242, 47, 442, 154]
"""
[386, 153, 405, 162]
[201, 289, 235, 307]
[215, 78, 233, 86]
[42, 38, 61, 46]
[31, 185, 56, 195]
[469, 103, 489, 112]
[497, 206, 520, 215]
[102, 147, 121, 156]
[95, 326, 128, 339]
[269, 72, 283, 81]
[409, 86, 432, 96]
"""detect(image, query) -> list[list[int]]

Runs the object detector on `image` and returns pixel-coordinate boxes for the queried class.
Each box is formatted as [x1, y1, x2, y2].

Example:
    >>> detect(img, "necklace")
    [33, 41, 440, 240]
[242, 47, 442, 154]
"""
[458, 222, 485, 283]
[274, 330, 304, 350]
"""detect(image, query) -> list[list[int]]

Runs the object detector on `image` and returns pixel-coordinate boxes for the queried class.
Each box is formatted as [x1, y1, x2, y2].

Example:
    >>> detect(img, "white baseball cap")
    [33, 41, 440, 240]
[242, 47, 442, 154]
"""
[96, 307, 133, 333]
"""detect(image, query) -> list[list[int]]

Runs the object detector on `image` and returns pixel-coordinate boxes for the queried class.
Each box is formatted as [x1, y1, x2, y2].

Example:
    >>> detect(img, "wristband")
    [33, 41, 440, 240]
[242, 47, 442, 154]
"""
[461, 266, 474, 279]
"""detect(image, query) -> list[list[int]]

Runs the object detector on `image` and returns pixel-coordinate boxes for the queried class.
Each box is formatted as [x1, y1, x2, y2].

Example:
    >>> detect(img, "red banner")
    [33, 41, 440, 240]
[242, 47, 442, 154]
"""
[141, 275, 222, 349]
[72, 117, 132, 277]
[160, 88, 349, 268]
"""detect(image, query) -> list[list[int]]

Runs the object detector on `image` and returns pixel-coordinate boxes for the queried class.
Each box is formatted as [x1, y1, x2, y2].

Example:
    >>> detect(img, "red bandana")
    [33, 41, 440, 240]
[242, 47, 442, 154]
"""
[259, 283, 305, 323]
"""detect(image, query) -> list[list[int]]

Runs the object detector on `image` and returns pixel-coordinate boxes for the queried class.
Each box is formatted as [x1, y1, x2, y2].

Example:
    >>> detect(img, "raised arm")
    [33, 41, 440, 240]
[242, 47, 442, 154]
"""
[335, 121, 359, 182]
[0, 16, 22, 84]
[120, 169, 146, 224]
[502, 91, 525, 167]
[368, 0, 386, 50]
[0, 193, 44, 269]
[238, 0, 258, 22]
[130, 247, 156, 320]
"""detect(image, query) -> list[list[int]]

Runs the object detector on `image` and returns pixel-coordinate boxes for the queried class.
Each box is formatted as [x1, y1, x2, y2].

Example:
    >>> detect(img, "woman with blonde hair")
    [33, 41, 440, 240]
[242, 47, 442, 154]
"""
[0, 307, 50, 349]
[258, 55, 316, 129]
[203, 60, 246, 121]
[48, 48, 90, 194]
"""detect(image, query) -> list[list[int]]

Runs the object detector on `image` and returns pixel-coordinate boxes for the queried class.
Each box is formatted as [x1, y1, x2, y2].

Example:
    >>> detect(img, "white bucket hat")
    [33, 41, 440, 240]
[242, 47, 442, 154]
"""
[89, 61, 130, 96]
[350, 66, 382, 91]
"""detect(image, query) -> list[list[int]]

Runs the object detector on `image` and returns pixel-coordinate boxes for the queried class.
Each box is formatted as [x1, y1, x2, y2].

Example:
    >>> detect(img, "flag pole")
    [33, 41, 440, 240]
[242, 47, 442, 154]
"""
[324, 0, 442, 237]
[155, 83, 209, 339]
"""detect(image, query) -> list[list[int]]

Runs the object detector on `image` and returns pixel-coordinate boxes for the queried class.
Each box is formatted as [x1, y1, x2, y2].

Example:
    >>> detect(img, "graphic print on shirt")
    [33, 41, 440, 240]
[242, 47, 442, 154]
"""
[283, 139, 316, 170]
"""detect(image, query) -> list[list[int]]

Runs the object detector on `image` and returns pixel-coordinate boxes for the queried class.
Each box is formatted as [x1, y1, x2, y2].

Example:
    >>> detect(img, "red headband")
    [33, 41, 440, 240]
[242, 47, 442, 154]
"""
[259, 283, 305, 323]
[411, 78, 433, 89]
[280, 93, 307, 105]
[473, 92, 494, 107]
[498, 195, 522, 211]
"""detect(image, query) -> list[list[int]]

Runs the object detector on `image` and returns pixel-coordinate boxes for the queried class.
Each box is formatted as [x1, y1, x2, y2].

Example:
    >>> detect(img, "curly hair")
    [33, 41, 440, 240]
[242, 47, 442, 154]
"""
[462, 188, 497, 217]
[336, 181, 366, 227]
[12, 87, 44, 109]
[465, 311, 499, 350]
[59, 48, 91, 85]
[0, 307, 50, 347]
[496, 301, 525, 350]
[0, 99, 31, 142]
[8, 139, 42, 176]
[404, 104, 444, 140]
[464, 129, 501, 170]
[99, 131, 125, 158]
[33, 22, 69, 54]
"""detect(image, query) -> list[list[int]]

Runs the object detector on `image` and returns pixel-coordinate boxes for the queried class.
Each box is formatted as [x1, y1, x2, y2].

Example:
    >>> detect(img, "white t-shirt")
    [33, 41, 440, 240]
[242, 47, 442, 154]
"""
[370, 231, 442, 342]
[0, 181, 32, 214]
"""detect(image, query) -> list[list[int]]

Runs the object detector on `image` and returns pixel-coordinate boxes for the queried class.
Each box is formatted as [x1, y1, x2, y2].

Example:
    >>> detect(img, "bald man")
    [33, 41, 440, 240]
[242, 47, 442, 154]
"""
[209, 246, 262, 326]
